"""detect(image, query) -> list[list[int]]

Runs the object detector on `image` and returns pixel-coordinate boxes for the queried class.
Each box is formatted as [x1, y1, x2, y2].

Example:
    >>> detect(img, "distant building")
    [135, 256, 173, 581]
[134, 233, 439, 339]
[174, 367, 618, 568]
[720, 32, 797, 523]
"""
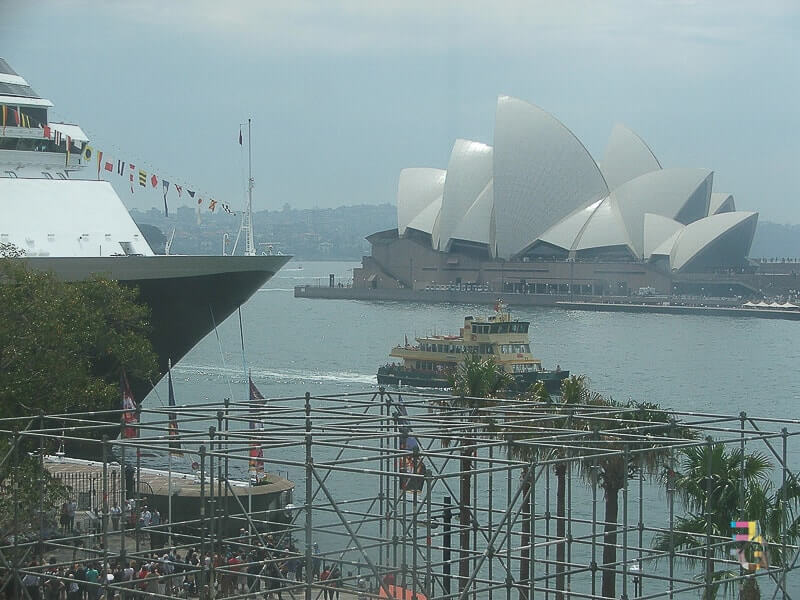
[357, 96, 761, 296]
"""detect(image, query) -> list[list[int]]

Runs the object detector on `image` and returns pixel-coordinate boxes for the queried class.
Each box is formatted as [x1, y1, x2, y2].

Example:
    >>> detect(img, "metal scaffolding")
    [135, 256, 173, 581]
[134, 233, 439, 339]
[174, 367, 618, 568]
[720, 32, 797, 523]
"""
[0, 388, 798, 599]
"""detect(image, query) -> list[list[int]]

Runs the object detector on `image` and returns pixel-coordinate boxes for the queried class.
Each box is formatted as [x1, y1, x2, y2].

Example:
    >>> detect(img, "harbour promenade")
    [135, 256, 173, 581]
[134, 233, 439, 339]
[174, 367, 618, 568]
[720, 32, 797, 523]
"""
[295, 284, 800, 320]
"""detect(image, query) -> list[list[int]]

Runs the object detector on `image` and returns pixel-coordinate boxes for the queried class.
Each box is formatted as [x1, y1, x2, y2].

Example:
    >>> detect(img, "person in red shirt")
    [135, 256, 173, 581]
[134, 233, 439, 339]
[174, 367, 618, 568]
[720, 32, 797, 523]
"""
[225, 554, 242, 595]
[320, 566, 332, 600]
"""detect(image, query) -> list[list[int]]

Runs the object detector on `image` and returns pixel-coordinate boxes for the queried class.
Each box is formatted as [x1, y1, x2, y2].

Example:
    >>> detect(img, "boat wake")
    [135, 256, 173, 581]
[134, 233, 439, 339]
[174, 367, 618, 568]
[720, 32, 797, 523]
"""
[174, 363, 376, 386]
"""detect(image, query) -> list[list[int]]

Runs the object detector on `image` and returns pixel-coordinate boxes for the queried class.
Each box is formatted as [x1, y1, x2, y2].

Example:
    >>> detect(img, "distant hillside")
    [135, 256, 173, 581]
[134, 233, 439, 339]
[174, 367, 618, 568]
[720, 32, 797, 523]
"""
[132, 203, 396, 259]
[750, 221, 800, 259]
[132, 206, 798, 260]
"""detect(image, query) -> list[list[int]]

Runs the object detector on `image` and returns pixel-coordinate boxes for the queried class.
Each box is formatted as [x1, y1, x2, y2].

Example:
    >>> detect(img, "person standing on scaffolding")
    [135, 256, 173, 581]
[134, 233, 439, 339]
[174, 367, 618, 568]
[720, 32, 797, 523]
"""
[312, 542, 321, 579]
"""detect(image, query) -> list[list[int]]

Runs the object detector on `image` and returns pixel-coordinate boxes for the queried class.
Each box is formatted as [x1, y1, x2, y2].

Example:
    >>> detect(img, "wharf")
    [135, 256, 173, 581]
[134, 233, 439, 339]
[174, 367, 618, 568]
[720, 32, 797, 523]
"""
[45, 455, 294, 499]
[45, 455, 295, 535]
[295, 286, 800, 320]
[556, 301, 800, 320]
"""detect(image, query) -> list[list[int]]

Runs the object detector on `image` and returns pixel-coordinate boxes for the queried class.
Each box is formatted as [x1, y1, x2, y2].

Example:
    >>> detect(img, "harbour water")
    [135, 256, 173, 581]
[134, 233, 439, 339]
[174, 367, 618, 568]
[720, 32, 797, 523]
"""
[164, 259, 799, 417]
[145, 260, 799, 596]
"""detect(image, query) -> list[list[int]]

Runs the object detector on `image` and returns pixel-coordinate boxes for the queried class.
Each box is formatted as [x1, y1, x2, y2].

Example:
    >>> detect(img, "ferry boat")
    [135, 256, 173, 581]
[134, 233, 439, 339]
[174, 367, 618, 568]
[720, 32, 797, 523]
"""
[377, 301, 568, 393]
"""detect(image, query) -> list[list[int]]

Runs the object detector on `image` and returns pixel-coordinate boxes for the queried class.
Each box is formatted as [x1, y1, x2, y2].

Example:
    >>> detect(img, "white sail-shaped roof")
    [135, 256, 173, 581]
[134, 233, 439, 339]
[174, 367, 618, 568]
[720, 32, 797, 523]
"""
[614, 168, 713, 258]
[709, 192, 735, 215]
[643, 213, 684, 259]
[0, 179, 153, 257]
[600, 123, 661, 191]
[537, 199, 603, 251]
[436, 139, 493, 251]
[650, 229, 684, 258]
[397, 168, 446, 236]
[406, 195, 442, 236]
[449, 179, 495, 253]
[573, 196, 635, 256]
[493, 96, 608, 258]
[670, 211, 758, 271]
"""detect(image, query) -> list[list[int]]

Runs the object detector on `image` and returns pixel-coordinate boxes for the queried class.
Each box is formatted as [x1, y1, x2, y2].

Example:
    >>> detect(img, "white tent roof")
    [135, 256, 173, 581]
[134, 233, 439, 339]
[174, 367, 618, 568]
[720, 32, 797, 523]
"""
[49, 122, 89, 143]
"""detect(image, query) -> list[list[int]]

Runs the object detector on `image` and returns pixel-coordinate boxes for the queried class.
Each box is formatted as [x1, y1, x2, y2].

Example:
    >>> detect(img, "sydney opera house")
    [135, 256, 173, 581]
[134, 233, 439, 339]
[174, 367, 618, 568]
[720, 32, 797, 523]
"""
[355, 96, 760, 297]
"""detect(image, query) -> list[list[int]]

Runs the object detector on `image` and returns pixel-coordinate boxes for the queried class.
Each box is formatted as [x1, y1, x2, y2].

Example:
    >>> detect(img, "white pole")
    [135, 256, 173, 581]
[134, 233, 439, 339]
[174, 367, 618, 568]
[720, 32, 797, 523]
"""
[168, 450, 173, 547]
[248, 480, 253, 541]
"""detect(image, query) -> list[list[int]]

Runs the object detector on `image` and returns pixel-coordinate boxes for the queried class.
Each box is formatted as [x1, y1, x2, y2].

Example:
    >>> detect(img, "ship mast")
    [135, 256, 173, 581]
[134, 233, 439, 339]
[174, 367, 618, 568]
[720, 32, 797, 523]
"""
[244, 118, 256, 256]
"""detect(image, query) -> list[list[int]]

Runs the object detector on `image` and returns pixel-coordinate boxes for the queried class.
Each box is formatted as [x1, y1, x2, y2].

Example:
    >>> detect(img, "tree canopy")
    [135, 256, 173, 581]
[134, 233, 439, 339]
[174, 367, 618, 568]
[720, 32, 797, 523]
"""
[0, 260, 158, 420]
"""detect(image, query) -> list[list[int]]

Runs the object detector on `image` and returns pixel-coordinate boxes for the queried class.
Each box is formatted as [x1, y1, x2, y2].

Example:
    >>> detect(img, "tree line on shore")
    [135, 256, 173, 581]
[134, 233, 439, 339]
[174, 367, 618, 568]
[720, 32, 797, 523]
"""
[0, 260, 157, 548]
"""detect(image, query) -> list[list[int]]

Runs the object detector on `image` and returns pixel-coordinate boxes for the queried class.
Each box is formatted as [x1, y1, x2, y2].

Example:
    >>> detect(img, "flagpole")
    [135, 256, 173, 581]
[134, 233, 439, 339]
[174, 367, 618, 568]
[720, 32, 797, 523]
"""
[246, 117, 255, 256]
[248, 473, 253, 541]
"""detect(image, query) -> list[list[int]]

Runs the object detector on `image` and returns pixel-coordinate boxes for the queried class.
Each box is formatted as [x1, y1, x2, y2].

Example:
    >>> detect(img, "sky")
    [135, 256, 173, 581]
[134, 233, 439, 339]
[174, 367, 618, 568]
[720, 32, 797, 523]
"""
[3, 1, 799, 223]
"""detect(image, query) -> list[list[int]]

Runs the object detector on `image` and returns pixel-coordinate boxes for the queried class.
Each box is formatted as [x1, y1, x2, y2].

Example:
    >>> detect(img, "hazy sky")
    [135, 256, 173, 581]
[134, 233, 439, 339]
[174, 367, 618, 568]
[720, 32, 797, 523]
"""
[3, 1, 799, 222]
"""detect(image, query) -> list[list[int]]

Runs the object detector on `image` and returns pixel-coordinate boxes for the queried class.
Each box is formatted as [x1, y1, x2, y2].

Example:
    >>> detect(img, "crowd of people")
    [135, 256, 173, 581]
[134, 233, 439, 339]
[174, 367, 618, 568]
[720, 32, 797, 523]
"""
[1, 537, 346, 600]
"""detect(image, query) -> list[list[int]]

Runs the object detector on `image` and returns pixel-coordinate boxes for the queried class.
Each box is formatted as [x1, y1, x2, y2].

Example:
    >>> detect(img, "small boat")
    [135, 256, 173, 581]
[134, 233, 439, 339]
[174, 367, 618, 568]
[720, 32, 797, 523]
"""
[377, 300, 568, 393]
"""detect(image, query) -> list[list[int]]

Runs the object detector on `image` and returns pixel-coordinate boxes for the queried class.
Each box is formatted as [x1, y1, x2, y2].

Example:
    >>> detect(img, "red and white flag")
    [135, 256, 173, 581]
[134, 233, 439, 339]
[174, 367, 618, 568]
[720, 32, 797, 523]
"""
[120, 371, 138, 439]
[248, 375, 266, 476]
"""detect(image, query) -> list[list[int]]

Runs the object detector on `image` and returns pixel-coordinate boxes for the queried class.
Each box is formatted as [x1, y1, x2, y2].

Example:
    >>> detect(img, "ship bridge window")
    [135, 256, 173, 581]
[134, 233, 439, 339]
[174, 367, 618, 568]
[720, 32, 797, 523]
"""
[503, 344, 530, 353]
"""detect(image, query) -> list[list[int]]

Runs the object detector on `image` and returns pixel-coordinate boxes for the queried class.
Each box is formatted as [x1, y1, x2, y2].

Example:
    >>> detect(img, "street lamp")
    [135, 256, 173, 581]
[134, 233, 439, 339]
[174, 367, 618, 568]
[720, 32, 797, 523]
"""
[629, 562, 641, 597]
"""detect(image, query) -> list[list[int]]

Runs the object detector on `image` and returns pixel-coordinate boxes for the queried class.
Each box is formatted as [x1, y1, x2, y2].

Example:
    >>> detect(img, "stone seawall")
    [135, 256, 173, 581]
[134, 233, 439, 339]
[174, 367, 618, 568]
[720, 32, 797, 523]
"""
[294, 285, 573, 305]
[294, 286, 800, 320]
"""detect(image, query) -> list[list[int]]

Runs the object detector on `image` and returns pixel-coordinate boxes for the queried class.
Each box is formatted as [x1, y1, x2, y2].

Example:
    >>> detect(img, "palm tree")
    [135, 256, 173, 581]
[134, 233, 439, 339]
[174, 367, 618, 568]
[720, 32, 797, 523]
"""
[652, 443, 800, 599]
[509, 381, 551, 598]
[448, 354, 513, 593]
[580, 399, 682, 599]
[503, 375, 588, 600]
